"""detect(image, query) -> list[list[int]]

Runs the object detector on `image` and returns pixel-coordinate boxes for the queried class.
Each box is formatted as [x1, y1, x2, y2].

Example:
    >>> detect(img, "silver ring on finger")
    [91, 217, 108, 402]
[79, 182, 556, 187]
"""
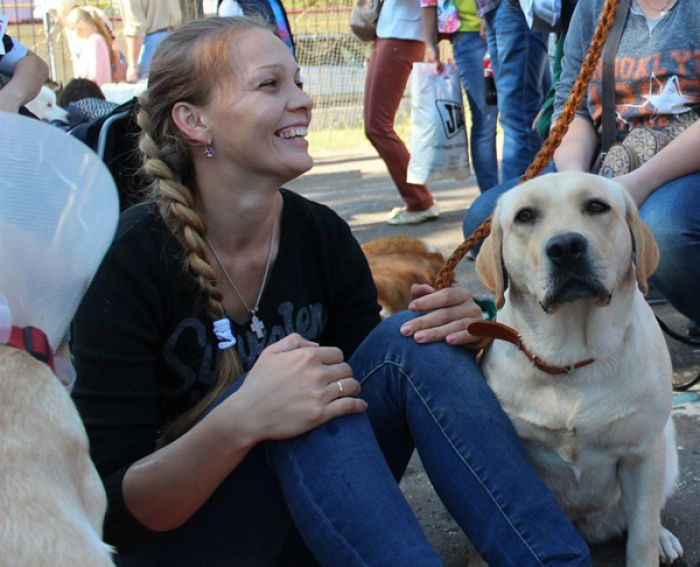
[336, 380, 344, 393]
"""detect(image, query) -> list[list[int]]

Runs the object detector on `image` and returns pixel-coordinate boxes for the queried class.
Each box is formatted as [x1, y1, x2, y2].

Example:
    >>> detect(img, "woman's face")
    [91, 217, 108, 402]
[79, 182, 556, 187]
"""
[203, 28, 314, 184]
[66, 12, 94, 39]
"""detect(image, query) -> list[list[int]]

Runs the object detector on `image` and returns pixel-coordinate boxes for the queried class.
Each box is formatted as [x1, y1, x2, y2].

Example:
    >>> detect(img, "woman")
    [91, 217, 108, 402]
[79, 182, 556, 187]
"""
[71, 17, 590, 565]
[364, 0, 441, 225]
[65, 7, 116, 86]
[463, 0, 700, 330]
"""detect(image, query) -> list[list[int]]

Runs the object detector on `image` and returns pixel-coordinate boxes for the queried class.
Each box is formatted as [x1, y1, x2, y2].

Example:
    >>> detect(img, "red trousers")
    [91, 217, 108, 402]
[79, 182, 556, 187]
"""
[364, 38, 434, 212]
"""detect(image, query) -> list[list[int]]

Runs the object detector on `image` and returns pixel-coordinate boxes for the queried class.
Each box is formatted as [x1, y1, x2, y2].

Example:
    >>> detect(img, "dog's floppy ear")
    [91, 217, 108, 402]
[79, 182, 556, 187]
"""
[622, 190, 659, 295]
[475, 217, 506, 308]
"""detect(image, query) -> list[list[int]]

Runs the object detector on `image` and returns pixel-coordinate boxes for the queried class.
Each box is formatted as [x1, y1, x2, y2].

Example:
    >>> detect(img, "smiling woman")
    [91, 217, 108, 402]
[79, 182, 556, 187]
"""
[70, 16, 592, 566]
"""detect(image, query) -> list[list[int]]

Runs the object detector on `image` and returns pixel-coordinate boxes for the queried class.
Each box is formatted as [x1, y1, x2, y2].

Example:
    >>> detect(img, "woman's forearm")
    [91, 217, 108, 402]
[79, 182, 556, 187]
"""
[616, 118, 700, 205]
[122, 394, 260, 532]
[421, 6, 439, 49]
[553, 115, 598, 172]
[0, 50, 48, 112]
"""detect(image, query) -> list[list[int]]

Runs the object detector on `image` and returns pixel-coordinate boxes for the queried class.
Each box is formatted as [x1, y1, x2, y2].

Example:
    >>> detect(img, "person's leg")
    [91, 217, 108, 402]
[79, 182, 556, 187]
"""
[639, 172, 700, 325]
[488, 1, 549, 180]
[463, 175, 519, 239]
[451, 31, 499, 192]
[351, 312, 592, 566]
[119, 374, 442, 567]
[137, 30, 170, 80]
[268, 413, 442, 566]
[363, 38, 434, 212]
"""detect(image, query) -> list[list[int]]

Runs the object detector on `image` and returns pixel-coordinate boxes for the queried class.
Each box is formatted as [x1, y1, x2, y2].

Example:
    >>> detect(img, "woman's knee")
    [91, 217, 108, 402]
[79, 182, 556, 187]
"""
[357, 311, 481, 381]
[362, 310, 416, 347]
[640, 177, 700, 266]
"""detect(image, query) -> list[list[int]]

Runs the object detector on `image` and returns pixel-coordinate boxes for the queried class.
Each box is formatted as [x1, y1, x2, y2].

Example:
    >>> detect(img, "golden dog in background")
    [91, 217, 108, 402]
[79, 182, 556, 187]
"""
[362, 236, 448, 318]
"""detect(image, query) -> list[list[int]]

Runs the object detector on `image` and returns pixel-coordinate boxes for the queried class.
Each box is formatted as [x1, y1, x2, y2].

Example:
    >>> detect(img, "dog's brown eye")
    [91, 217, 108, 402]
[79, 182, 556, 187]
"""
[585, 200, 610, 214]
[514, 208, 535, 223]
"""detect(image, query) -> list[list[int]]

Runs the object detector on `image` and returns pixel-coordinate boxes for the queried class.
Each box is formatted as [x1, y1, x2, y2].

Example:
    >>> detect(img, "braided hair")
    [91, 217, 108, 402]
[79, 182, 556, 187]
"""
[136, 17, 271, 446]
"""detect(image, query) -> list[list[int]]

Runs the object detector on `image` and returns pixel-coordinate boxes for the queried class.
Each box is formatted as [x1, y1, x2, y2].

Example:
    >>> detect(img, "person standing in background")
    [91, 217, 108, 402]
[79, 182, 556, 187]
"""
[364, 0, 441, 225]
[64, 7, 114, 86]
[118, 0, 181, 82]
[478, 0, 550, 180]
[422, 0, 499, 192]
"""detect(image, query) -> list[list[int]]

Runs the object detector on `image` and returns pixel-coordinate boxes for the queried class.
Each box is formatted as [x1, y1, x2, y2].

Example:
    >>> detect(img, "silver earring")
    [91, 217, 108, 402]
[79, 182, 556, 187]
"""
[203, 143, 215, 159]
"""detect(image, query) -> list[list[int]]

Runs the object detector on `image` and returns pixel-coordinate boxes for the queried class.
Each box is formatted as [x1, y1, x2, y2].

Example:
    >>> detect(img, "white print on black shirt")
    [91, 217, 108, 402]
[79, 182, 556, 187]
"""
[161, 301, 326, 397]
[237, 302, 326, 369]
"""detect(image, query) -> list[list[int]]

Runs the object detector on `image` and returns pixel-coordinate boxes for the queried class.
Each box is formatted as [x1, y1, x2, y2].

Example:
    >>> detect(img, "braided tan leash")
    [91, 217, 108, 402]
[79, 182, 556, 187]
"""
[434, 0, 622, 290]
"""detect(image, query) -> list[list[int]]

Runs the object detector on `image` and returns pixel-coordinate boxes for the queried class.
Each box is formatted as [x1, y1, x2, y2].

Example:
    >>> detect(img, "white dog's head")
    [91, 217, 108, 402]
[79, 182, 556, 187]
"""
[24, 86, 69, 123]
[476, 172, 659, 312]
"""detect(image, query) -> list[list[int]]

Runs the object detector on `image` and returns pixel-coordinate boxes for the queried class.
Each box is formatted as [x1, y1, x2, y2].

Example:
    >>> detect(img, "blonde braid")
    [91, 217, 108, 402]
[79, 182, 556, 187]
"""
[137, 100, 244, 447]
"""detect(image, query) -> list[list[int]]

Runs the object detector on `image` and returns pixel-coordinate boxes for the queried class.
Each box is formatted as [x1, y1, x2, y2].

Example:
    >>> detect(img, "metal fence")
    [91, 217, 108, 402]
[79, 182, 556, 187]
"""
[1, 0, 380, 130]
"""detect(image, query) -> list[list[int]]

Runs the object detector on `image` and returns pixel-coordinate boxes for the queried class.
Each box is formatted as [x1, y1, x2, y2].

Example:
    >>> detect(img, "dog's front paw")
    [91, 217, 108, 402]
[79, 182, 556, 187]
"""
[659, 526, 683, 564]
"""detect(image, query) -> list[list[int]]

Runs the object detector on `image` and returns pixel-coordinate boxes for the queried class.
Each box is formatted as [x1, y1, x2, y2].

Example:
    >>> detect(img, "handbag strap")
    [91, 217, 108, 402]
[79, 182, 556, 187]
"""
[601, 0, 632, 154]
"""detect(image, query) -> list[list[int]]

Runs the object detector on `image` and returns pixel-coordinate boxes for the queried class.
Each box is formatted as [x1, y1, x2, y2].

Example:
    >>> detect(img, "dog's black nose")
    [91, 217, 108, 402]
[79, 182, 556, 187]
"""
[546, 232, 588, 267]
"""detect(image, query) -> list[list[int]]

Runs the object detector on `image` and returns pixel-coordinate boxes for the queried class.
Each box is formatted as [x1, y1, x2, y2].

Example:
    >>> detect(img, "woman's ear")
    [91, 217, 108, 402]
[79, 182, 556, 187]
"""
[171, 102, 211, 146]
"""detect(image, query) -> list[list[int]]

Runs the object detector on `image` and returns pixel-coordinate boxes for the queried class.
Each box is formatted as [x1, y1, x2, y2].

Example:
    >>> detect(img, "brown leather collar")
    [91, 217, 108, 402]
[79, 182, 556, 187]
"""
[467, 320, 596, 375]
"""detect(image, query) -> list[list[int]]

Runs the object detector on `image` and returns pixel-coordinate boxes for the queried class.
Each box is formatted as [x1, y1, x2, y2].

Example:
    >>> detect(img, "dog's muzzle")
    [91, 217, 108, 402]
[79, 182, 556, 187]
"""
[540, 232, 611, 312]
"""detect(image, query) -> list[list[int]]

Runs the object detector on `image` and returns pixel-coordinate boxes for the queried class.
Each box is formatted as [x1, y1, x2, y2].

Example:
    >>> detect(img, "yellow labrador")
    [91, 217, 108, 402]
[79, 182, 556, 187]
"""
[472, 172, 682, 565]
[0, 345, 114, 566]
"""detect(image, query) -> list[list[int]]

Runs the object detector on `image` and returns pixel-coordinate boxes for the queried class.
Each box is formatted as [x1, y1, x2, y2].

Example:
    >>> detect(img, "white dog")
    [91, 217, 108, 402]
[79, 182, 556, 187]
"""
[470, 172, 682, 565]
[25, 85, 69, 123]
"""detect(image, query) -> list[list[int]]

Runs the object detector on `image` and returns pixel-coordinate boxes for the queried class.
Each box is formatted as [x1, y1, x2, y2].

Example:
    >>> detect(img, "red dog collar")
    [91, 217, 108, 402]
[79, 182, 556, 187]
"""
[5, 325, 55, 372]
[468, 320, 595, 375]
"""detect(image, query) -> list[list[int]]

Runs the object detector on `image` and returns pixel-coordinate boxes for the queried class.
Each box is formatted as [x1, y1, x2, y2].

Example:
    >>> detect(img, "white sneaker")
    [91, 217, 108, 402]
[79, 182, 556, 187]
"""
[386, 202, 440, 225]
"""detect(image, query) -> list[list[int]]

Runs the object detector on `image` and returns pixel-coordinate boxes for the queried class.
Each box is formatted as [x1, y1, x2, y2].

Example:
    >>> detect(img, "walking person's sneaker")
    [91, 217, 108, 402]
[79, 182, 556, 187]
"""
[386, 202, 440, 225]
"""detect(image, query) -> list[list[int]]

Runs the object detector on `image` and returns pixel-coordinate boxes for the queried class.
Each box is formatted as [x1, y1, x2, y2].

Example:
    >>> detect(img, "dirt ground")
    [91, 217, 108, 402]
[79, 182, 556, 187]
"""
[287, 148, 700, 567]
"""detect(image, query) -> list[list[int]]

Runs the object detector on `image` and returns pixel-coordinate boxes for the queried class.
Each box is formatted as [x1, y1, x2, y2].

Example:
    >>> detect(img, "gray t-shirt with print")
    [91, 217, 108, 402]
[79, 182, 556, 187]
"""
[553, 0, 700, 141]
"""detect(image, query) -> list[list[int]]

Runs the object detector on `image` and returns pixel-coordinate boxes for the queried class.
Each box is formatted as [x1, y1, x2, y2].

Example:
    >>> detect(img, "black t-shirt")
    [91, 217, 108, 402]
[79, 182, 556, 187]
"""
[71, 188, 380, 551]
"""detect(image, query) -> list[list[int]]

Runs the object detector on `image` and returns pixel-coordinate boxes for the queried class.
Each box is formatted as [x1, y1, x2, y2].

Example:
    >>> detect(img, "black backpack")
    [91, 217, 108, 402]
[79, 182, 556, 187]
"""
[70, 96, 145, 211]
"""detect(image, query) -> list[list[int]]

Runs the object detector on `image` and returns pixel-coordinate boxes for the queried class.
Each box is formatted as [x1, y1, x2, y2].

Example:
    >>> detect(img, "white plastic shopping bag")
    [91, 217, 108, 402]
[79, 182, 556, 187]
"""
[407, 62, 470, 185]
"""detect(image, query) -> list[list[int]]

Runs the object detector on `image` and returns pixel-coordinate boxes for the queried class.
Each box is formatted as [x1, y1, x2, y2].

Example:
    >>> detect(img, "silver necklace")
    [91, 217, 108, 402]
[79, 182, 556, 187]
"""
[206, 218, 277, 340]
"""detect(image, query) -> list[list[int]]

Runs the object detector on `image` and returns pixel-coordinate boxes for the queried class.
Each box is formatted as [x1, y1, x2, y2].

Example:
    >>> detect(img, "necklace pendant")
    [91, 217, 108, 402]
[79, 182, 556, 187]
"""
[250, 313, 266, 339]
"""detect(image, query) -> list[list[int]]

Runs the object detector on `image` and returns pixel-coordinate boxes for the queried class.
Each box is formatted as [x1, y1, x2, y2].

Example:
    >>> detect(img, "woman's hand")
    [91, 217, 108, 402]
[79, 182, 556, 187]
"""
[123, 334, 365, 532]
[424, 43, 444, 74]
[615, 119, 700, 207]
[399, 284, 484, 346]
[233, 334, 367, 443]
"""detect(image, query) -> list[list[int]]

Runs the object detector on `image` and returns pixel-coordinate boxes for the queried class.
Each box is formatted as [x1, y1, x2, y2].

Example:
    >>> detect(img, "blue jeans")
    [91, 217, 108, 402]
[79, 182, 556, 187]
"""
[451, 32, 499, 192]
[484, 1, 550, 180]
[463, 168, 700, 325]
[138, 30, 171, 79]
[118, 312, 590, 566]
[640, 172, 700, 324]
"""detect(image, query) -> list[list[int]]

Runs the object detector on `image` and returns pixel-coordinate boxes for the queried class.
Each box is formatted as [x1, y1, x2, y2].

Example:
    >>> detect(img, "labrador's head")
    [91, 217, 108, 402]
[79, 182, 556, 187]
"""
[476, 172, 658, 312]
